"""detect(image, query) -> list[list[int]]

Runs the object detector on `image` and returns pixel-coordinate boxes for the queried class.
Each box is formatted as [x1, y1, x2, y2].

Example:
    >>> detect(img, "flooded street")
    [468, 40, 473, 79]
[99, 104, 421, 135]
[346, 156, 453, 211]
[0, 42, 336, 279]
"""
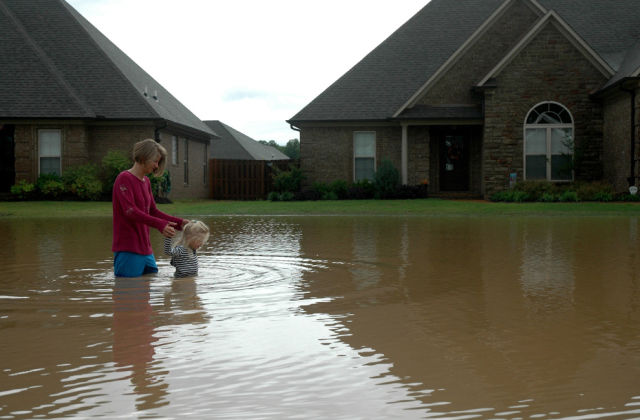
[1, 215, 640, 419]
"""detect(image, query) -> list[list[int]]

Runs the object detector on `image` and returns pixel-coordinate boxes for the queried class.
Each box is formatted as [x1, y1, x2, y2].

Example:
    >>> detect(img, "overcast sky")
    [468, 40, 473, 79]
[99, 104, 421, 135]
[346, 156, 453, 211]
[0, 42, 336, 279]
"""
[66, 0, 429, 144]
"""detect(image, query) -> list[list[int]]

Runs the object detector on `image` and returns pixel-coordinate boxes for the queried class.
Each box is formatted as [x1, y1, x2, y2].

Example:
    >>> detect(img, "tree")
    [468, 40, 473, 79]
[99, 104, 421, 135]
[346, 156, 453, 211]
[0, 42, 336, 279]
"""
[258, 138, 300, 160]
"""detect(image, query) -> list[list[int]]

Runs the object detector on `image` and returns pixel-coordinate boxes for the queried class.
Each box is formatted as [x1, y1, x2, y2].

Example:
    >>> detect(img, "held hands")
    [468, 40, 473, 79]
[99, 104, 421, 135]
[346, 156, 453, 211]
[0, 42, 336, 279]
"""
[162, 222, 178, 238]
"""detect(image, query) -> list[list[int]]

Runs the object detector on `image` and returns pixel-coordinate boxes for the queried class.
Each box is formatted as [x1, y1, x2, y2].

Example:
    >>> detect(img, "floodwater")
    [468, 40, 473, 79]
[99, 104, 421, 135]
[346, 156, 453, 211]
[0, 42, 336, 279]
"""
[1, 214, 640, 419]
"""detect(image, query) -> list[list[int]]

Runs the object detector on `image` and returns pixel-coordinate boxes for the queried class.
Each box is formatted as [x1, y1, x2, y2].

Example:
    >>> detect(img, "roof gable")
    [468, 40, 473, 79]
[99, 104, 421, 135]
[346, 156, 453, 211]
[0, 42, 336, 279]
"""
[477, 10, 615, 87]
[288, 0, 505, 123]
[395, 0, 545, 117]
[290, 0, 640, 124]
[0, 0, 214, 137]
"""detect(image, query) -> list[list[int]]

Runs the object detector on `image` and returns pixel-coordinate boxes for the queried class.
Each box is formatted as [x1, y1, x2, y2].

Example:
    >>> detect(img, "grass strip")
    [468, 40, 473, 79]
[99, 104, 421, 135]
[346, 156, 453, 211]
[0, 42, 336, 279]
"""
[0, 199, 639, 218]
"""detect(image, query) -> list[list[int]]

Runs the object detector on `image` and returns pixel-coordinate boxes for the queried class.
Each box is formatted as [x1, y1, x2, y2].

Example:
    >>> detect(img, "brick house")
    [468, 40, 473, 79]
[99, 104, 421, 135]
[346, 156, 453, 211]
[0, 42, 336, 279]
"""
[288, 0, 640, 197]
[0, 0, 217, 200]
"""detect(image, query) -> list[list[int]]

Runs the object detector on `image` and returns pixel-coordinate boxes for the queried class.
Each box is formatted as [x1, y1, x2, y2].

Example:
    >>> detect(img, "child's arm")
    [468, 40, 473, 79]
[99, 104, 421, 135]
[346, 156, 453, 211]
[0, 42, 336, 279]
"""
[163, 237, 173, 256]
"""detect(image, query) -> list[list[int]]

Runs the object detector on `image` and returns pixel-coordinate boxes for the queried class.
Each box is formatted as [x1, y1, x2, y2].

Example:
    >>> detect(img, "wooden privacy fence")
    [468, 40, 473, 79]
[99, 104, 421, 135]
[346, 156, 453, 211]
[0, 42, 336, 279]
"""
[209, 159, 292, 200]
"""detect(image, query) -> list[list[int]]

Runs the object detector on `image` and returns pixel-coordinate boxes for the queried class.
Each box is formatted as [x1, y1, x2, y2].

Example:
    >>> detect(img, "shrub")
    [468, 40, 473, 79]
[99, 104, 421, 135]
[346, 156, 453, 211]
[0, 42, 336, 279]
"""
[619, 193, 640, 202]
[373, 159, 400, 198]
[101, 150, 131, 195]
[575, 181, 615, 201]
[63, 164, 103, 201]
[513, 180, 557, 201]
[558, 190, 579, 202]
[328, 180, 348, 200]
[267, 191, 280, 201]
[10, 180, 35, 199]
[347, 180, 375, 199]
[490, 190, 529, 202]
[149, 171, 171, 198]
[272, 165, 304, 193]
[539, 192, 557, 202]
[36, 173, 65, 199]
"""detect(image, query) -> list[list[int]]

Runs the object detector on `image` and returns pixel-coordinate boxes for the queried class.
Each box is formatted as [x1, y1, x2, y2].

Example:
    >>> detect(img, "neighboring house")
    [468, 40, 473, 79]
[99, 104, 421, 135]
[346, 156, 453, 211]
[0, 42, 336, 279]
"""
[204, 120, 290, 161]
[0, 0, 217, 199]
[288, 0, 640, 197]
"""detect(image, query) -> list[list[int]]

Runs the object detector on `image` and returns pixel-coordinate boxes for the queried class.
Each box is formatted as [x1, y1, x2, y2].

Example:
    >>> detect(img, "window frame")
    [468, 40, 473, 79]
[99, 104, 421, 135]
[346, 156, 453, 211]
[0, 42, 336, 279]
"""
[203, 142, 208, 185]
[38, 129, 62, 176]
[171, 135, 178, 166]
[353, 131, 376, 182]
[523, 102, 574, 182]
[183, 138, 189, 185]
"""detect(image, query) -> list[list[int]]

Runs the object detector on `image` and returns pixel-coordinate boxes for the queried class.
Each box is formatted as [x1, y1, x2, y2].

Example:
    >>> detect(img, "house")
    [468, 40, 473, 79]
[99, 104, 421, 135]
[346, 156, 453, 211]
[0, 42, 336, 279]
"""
[0, 0, 217, 199]
[288, 0, 640, 197]
[204, 120, 290, 161]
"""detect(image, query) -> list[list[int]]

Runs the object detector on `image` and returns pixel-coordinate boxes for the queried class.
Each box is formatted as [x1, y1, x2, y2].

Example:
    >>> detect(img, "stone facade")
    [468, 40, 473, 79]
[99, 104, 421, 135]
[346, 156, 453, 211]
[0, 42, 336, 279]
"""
[482, 23, 607, 196]
[419, 0, 538, 106]
[296, 1, 637, 198]
[602, 91, 632, 192]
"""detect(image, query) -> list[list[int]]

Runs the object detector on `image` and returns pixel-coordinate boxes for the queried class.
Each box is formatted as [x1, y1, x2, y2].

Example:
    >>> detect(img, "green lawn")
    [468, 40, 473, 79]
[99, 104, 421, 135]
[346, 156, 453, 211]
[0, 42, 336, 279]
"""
[1, 199, 639, 218]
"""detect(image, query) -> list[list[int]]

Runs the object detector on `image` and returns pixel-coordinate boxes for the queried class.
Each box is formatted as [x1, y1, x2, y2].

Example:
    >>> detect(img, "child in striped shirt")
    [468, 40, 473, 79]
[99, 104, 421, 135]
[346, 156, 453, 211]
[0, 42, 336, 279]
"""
[163, 220, 210, 277]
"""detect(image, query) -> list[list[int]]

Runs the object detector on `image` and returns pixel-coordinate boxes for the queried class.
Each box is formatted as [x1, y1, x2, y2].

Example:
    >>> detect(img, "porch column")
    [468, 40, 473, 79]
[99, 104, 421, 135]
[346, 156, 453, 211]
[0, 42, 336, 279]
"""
[401, 123, 408, 185]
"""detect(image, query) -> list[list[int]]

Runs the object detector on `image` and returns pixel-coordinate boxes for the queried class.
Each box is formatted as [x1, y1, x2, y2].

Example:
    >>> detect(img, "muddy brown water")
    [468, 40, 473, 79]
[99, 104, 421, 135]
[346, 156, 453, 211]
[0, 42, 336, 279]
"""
[1, 215, 640, 419]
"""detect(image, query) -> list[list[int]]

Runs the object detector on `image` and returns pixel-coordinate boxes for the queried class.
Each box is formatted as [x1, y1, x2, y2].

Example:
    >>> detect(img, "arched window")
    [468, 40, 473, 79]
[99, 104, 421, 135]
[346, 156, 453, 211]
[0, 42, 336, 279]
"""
[524, 102, 574, 181]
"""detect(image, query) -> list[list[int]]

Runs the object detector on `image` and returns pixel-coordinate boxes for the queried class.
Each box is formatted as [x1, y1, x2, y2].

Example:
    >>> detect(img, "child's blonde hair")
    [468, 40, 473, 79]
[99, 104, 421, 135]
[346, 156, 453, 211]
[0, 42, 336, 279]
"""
[133, 138, 167, 176]
[174, 220, 210, 249]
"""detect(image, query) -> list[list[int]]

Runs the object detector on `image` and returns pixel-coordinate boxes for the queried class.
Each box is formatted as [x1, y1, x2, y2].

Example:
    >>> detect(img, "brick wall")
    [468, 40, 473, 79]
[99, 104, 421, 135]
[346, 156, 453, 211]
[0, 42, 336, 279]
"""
[419, 0, 538, 106]
[300, 125, 410, 186]
[11, 121, 210, 199]
[160, 131, 209, 200]
[483, 23, 607, 196]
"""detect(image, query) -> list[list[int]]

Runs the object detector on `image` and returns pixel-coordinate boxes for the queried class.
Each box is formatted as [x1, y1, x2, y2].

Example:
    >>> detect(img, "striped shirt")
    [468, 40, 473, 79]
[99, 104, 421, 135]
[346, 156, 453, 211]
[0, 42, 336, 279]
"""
[164, 237, 199, 277]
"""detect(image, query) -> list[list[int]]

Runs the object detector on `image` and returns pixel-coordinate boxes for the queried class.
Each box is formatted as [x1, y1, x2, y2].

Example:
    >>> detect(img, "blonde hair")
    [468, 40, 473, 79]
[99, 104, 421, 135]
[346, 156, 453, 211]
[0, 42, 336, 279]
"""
[174, 220, 210, 249]
[132, 138, 167, 176]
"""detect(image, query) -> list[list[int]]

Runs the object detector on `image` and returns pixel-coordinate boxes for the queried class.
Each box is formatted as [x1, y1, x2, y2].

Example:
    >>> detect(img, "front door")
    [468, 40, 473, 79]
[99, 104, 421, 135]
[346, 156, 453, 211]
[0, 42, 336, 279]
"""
[0, 125, 15, 193]
[439, 131, 469, 191]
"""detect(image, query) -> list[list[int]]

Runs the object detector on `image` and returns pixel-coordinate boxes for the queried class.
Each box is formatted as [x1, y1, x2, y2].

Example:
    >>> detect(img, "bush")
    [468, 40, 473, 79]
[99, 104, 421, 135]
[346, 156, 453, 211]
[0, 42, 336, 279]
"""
[395, 184, 429, 199]
[10, 180, 35, 199]
[63, 164, 103, 201]
[558, 190, 579, 202]
[268, 191, 294, 201]
[347, 180, 375, 199]
[513, 180, 557, 201]
[272, 165, 304, 193]
[149, 171, 171, 198]
[101, 150, 131, 195]
[619, 193, 640, 202]
[373, 159, 400, 198]
[36, 173, 65, 199]
[575, 181, 615, 201]
[489, 190, 529, 202]
[539, 192, 557, 202]
[328, 180, 348, 200]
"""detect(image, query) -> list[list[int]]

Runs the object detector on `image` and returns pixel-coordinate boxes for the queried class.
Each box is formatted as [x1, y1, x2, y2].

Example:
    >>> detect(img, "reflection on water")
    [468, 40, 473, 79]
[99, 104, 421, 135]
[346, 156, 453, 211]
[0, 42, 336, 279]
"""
[1, 215, 640, 419]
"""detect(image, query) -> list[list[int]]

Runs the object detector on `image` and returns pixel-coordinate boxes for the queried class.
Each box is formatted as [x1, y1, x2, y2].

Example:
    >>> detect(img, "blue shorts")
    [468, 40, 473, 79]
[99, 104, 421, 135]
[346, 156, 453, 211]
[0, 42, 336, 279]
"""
[114, 252, 158, 277]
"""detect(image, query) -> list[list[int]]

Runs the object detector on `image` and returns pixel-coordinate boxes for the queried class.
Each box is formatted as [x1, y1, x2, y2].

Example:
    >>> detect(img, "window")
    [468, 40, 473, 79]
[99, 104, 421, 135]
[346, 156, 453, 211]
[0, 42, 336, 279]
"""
[38, 129, 61, 176]
[524, 102, 573, 181]
[183, 138, 189, 185]
[354, 131, 376, 182]
[171, 136, 178, 166]
[203, 143, 208, 185]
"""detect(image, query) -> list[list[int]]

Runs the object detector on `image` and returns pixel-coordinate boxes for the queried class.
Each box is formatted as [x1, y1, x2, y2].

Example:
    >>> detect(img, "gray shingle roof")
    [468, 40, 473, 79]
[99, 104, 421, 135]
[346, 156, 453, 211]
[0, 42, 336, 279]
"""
[289, 0, 640, 124]
[204, 121, 290, 161]
[0, 0, 215, 138]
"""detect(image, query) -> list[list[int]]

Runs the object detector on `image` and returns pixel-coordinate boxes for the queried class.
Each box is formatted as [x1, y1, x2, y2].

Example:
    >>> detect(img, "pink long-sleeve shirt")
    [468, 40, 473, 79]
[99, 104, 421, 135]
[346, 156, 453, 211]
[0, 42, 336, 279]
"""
[112, 170, 184, 255]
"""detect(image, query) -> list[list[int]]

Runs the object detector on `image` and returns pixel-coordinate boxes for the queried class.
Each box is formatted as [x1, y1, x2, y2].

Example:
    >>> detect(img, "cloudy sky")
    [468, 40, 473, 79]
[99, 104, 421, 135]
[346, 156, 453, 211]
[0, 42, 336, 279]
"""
[66, 0, 429, 144]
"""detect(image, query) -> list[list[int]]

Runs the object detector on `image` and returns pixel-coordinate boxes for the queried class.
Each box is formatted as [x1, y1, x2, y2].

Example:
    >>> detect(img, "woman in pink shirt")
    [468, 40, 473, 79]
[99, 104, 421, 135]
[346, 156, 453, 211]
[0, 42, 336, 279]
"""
[112, 139, 186, 277]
